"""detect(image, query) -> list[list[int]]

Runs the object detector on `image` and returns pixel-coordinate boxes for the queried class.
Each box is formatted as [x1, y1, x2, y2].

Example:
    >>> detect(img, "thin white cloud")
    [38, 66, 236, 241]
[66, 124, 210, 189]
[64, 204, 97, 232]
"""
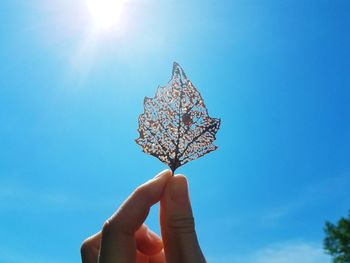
[262, 173, 350, 223]
[251, 242, 329, 263]
[207, 173, 350, 230]
[208, 241, 330, 263]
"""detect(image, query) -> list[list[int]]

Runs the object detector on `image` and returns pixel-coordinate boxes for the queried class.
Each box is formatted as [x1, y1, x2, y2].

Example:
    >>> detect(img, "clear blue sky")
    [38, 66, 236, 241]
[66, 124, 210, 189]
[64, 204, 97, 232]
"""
[1, 0, 349, 262]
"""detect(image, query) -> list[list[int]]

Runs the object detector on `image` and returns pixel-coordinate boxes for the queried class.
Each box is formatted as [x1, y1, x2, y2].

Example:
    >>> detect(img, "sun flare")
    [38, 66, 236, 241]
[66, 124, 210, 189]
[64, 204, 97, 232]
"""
[86, 0, 125, 30]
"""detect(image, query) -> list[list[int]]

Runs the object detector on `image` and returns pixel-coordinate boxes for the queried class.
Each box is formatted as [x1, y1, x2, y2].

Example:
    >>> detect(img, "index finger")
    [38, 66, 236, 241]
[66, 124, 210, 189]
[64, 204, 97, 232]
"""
[99, 170, 172, 263]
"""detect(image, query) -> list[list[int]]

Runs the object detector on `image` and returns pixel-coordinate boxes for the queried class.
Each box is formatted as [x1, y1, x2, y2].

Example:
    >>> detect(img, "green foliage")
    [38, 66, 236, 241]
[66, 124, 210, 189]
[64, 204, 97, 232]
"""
[324, 211, 350, 263]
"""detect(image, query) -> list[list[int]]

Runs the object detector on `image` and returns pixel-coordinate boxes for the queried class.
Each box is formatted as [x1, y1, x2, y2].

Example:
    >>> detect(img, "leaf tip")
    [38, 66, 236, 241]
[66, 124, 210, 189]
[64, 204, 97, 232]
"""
[172, 62, 187, 81]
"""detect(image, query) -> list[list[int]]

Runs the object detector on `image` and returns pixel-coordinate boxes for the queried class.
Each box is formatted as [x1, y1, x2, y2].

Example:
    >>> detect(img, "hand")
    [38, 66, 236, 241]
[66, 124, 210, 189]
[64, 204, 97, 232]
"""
[80, 170, 206, 263]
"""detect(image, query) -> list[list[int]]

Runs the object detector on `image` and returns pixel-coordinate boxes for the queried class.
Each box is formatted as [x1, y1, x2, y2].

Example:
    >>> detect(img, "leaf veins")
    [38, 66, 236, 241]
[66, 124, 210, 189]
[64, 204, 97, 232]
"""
[135, 62, 221, 172]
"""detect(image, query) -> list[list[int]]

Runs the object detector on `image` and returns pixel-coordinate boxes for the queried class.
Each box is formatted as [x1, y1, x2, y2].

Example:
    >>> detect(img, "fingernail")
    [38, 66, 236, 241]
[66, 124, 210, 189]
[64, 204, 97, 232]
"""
[170, 176, 188, 203]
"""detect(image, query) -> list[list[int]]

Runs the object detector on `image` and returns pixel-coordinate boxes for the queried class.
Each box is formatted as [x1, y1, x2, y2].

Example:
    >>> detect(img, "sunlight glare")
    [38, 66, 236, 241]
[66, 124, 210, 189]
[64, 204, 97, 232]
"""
[87, 0, 125, 30]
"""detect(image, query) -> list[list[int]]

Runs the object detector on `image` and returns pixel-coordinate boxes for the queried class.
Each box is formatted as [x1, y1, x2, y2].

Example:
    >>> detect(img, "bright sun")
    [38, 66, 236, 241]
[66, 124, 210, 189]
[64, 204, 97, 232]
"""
[86, 0, 125, 30]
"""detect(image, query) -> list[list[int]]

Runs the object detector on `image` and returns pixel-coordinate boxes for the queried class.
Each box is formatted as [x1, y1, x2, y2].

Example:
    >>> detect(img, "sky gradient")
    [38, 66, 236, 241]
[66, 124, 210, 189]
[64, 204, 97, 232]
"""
[1, 0, 350, 262]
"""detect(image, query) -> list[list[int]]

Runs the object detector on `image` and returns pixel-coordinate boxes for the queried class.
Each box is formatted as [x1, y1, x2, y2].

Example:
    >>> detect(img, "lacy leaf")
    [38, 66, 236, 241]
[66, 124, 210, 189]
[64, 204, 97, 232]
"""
[136, 62, 221, 172]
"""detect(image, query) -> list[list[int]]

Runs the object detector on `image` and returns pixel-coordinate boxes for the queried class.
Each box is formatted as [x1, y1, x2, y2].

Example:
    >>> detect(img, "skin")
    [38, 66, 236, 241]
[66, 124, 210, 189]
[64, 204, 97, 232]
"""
[81, 170, 207, 263]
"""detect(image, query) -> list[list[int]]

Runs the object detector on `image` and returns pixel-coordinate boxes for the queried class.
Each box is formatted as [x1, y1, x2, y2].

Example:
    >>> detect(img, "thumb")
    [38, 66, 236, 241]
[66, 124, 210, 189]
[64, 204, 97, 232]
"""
[160, 175, 206, 263]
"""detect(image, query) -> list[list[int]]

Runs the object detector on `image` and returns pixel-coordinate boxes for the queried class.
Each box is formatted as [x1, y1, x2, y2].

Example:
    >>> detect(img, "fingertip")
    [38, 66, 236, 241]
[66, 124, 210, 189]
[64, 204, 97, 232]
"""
[173, 173, 187, 180]
[144, 169, 172, 192]
[154, 169, 173, 179]
[169, 174, 189, 203]
[173, 174, 189, 187]
[156, 169, 173, 185]
[134, 169, 173, 205]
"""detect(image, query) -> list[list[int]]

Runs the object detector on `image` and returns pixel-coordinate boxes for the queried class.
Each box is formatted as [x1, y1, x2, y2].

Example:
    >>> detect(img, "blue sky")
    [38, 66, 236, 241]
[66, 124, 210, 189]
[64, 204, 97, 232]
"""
[1, 0, 350, 262]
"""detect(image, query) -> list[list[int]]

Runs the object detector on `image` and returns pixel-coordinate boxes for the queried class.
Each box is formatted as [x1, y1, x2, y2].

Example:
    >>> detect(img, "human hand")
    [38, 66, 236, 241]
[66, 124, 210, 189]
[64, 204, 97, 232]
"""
[80, 170, 206, 263]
